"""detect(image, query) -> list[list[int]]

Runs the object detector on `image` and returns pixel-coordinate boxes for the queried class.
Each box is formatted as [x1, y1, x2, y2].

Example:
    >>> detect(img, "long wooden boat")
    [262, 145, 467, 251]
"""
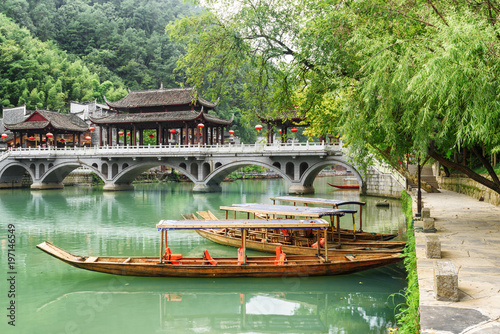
[37, 219, 403, 278]
[327, 178, 360, 189]
[221, 203, 398, 241]
[195, 228, 405, 256]
[327, 183, 360, 189]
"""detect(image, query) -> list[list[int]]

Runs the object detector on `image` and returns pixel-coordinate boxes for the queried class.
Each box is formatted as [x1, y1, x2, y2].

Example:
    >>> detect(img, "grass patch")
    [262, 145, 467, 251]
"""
[393, 190, 420, 333]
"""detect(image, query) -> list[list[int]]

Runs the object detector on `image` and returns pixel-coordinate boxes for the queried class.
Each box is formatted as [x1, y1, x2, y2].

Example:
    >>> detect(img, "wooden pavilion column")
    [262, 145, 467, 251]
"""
[158, 124, 162, 146]
[184, 123, 189, 145]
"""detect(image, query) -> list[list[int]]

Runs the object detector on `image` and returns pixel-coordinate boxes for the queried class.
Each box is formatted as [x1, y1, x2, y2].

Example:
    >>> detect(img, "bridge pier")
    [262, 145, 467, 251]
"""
[103, 183, 135, 191]
[31, 182, 64, 190]
[288, 184, 315, 195]
[192, 183, 222, 193]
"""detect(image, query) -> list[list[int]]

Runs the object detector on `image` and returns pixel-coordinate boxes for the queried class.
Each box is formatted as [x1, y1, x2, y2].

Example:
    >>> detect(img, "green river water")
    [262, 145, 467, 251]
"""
[1, 176, 407, 334]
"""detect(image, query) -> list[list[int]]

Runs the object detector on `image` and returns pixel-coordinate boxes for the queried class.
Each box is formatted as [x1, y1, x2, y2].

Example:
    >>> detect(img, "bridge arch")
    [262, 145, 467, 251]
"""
[202, 160, 293, 188]
[299, 157, 364, 190]
[0, 162, 33, 188]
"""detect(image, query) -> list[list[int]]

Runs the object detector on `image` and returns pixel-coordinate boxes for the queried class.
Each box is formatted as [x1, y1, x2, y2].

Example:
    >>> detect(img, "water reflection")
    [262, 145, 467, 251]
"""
[34, 271, 405, 334]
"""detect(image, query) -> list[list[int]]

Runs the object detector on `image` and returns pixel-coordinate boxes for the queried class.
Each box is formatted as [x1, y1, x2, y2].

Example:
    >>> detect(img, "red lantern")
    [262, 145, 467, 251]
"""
[60, 138, 65, 143]
[126, 132, 130, 136]
[85, 136, 91, 141]
[28, 136, 35, 141]
[170, 129, 176, 134]
[118, 131, 124, 136]
[46, 132, 54, 138]
[1, 133, 8, 139]
[148, 134, 155, 139]
[279, 130, 282, 134]
[89, 126, 95, 132]
[291, 128, 298, 133]
[198, 123, 205, 133]
[255, 124, 263, 132]
[229, 130, 234, 136]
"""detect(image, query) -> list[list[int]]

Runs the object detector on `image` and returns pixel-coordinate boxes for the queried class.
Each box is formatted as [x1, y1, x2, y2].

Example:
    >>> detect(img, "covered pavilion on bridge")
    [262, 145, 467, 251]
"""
[3, 108, 90, 148]
[91, 87, 233, 146]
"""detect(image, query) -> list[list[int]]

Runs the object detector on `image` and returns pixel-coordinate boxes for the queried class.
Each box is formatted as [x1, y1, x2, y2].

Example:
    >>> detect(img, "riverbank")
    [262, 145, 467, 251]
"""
[413, 190, 500, 333]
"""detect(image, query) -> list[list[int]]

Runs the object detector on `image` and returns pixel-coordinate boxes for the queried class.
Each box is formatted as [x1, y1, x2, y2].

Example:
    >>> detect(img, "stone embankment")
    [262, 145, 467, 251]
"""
[413, 190, 500, 334]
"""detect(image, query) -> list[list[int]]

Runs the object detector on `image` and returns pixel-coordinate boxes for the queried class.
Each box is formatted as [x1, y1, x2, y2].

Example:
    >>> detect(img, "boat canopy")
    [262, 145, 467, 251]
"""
[157, 218, 330, 231]
[270, 196, 366, 207]
[221, 203, 356, 217]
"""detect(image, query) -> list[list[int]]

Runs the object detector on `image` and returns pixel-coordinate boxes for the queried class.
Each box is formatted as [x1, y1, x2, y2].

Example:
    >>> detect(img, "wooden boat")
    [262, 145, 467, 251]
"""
[37, 219, 403, 278]
[327, 178, 360, 189]
[195, 228, 405, 256]
[221, 203, 399, 241]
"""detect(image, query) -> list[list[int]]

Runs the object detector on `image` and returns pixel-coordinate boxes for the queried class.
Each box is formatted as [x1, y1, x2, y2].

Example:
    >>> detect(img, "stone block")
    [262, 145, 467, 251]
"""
[423, 218, 435, 230]
[433, 261, 459, 302]
[422, 207, 431, 218]
[425, 235, 441, 258]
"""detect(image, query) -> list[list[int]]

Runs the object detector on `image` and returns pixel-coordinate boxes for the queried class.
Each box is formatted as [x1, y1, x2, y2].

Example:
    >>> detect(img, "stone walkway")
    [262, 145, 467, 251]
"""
[414, 190, 500, 334]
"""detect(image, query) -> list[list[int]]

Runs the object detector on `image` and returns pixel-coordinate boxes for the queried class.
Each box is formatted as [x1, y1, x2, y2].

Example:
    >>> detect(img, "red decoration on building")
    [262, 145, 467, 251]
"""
[255, 124, 263, 132]
[148, 134, 155, 138]
[85, 136, 91, 141]
[169, 129, 176, 134]
[1, 133, 8, 139]
[46, 132, 54, 138]
[28, 136, 35, 141]
[118, 131, 124, 136]
[89, 126, 95, 132]
[229, 130, 234, 136]
[291, 128, 298, 133]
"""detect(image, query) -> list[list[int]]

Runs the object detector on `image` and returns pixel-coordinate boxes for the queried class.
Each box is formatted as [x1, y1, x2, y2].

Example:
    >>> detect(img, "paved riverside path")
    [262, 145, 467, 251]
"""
[414, 190, 500, 334]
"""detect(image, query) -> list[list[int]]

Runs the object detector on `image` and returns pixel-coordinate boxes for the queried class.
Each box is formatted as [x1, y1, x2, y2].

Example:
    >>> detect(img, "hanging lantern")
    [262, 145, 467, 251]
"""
[126, 132, 130, 136]
[85, 136, 92, 141]
[148, 134, 155, 139]
[1, 133, 8, 139]
[28, 136, 35, 141]
[170, 129, 176, 134]
[46, 132, 54, 138]
[60, 138, 66, 143]
[42, 138, 46, 141]
[198, 123, 205, 133]
[291, 128, 298, 133]
[118, 130, 124, 136]
[228, 130, 234, 136]
[89, 126, 95, 132]
[255, 124, 263, 132]
[279, 130, 282, 134]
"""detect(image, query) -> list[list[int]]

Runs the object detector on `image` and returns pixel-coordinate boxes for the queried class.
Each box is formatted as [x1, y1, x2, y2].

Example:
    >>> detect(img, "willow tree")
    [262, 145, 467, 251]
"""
[169, 0, 500, 195]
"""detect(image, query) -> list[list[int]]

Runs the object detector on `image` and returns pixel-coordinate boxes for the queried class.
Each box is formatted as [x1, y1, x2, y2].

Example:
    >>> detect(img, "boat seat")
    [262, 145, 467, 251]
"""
[274, 246, 286, 265]
[163, 247, 183, 264]
[203, 250, 218, 265]
[237, 248, 246, 265]
[85, 256, 98, 263]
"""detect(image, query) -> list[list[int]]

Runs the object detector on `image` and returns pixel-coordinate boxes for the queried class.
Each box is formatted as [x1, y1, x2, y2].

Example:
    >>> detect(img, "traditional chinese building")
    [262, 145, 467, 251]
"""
[258, 110, 307, 144]
[91, 87, 232, 146]
[3, 107, 90, 147]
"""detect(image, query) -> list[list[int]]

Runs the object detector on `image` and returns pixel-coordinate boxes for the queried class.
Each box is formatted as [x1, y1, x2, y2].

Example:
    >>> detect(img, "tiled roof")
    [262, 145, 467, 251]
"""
[90, 110, 232, 126]
[5, 110, 89, 132]
[104, 87, 216, 109]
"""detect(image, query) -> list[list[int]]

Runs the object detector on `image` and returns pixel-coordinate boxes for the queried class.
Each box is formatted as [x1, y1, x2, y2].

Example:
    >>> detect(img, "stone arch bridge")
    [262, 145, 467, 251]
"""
[0, 142, 366, 194]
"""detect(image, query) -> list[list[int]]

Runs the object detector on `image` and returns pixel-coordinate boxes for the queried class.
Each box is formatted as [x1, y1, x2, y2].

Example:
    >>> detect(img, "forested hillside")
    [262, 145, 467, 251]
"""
[0, 0, 199, 90]
[0, 13, 127, 111]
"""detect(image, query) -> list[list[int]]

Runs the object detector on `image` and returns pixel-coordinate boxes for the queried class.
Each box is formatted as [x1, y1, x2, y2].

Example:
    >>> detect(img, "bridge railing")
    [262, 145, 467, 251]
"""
[5, 141, 342, 157]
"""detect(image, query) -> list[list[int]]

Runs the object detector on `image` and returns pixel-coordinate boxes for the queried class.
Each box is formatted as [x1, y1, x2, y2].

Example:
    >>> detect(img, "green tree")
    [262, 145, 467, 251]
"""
[169, 0, 500, 195]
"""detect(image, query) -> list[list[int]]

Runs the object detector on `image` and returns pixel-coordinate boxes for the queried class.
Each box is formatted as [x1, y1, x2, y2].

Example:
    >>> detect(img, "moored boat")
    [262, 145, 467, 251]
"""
[37, 218, 403, 278]
[327, 178, 360, 189]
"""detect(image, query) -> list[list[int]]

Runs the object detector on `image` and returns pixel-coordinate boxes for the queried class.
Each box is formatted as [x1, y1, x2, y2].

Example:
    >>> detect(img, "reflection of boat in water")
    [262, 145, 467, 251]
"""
[37, 218, 402, 278]
[35, 271, 406, 333]
[327, 178, 360, 189]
